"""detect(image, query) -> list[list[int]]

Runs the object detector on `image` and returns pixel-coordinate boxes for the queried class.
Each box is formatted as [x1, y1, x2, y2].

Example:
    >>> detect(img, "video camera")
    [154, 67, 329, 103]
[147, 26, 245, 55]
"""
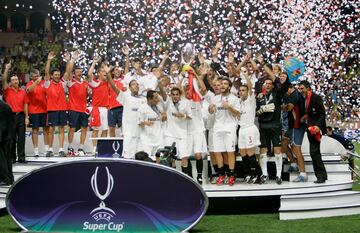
[155, 142, 177, 167]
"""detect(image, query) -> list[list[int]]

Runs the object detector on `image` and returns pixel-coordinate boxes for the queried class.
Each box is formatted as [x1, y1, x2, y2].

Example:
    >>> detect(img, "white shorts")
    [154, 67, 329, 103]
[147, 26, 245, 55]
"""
[165, 137, 188, 159]
[238, 125, 261, 149]
[92, 107, 109, 131]
[213, 130, 237, 152]
[208, 129, 214, 152]
[187, 131, 207, 155]
[122, 135, 138, 159]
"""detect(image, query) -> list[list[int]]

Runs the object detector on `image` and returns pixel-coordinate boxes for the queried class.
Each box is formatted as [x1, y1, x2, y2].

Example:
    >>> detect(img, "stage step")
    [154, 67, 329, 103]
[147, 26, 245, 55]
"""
[214, 154, 343, 163]
[12, 164, 44, 173]
[289, 170, 352, 182]
[25, 156, 95, 164]
[0, 186, 10, 194]
[203, 180, 353, 197]
[280, 191, 360, 220]
[303, 154, 342, 162]
[285, 162, 349, 173]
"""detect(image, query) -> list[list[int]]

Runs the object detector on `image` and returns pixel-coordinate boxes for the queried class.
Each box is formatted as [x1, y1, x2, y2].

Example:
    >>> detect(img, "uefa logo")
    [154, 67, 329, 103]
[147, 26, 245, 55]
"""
[90, 166, 115, 221]
[83, 166, 125, 232]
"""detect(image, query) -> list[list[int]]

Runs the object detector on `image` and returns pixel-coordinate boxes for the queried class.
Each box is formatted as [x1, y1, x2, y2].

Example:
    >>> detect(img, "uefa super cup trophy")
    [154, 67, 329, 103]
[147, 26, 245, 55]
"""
[181, 43, 195, 65]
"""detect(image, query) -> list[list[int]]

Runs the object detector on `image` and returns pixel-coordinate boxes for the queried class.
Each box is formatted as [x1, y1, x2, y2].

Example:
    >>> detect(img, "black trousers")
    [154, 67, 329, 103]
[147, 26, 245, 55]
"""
[0, 140, 14, 183]
[11, 112, 26, 162]
[307, 131, 327, 180]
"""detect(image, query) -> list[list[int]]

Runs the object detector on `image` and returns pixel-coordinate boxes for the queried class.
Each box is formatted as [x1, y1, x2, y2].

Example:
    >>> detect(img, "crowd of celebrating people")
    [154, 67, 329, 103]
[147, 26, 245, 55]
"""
[1, 39, 348, 187]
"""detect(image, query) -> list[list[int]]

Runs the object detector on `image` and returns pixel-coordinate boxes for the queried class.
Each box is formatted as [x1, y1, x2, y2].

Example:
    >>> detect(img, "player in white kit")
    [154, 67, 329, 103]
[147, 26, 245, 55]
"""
[107, 68, 146, 159]
[180, 69, 208, 184]
[138, 90, 166, 161]
[161, 87, 192, 175]
[238, 68, 261, 184]
[209, 78, 241, 186]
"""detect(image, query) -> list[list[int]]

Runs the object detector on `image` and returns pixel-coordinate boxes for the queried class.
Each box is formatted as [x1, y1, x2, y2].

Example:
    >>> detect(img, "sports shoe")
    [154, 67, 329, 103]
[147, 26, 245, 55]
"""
[216, 175, 226, 185]
[67, 148, 75, 157]
[276, 176, 282, 185]
[228, 176, 236, 186]
[247, 176, 257, 184]
[293, 175, 308, 182]
[34, 153, 39, 158]
[244, 176, 251, 183]
[197, 174, 203, 185]
[59, 151, 66, 157]
[46, 151, 54, 157]
[288, 165, 299, 172]
[255, 175, 268, 184]
[210, 175, 219, 184]
[77, 148, 86, 156]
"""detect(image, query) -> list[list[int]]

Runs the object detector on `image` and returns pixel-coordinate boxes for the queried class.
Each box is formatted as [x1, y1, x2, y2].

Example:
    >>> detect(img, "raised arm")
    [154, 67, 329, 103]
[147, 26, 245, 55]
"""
[123, 45, 130, 75]
[27, 76, 43, 93]
[2, 61, 11, 90]
[88, 56, 100, 81]
[63, 51, 72, 81]
[195, 65, 207, 96]
[158, 51, 169, 72]
[256, 54, 276, 81]
[104, 64, 120, 95]
[211, 41, 222, 63]
[242, 68, 253, 96]
[247, 52, 258, 72]
[235, 53, 248, 73]
[45, 51, 55, 81]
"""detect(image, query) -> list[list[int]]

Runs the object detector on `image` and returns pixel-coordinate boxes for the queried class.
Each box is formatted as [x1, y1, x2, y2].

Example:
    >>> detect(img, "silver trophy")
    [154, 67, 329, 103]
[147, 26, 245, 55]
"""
[181, 43, 195, 65]
[112, 141, 121, 158]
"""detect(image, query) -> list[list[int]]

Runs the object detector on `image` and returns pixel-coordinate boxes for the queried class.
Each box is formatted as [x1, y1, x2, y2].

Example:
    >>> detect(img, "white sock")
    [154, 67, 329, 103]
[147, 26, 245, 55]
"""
[68, 143, 73, 148]
[300, 172, 307, 177]
[59, 147, 64, 152]
[49, 147, 53, 152]
[291, 162, 298, 167]
[44, 145, 49, 151]
[79, 144, 84, 150]
[275, 154, 283, 178]
[34, 147, 39, 155]
[259, 154, 268, 176]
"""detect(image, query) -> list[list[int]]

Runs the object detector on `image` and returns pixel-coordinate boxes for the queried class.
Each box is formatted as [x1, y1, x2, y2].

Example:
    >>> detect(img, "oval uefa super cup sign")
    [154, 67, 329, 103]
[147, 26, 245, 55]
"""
[6, 159, 208, 232]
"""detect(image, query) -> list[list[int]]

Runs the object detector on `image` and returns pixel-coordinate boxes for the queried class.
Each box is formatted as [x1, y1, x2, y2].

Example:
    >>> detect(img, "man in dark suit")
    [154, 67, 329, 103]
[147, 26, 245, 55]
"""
[0, 98, 15, 185]
[298, 80, 327, 183]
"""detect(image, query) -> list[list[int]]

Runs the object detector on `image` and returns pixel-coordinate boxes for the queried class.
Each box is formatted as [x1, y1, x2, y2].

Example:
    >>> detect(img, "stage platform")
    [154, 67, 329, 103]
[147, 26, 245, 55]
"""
[1, 151, 359, 219]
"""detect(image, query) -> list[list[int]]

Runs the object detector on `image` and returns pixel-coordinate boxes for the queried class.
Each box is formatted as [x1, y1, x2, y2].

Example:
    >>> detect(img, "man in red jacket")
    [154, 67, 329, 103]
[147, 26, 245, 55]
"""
[26, 69, 49, 157]
[2, 61, 27, 163]
[44, 51, 71, 157]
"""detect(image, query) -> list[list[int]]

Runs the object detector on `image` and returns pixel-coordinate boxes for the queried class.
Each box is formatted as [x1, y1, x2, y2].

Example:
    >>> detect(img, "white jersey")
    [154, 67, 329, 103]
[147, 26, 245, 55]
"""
[143, 72, 158, 91]
[238, 93, 257, 128]
[212, 93, 240, 133]
[123, 71, 146, 96]
[188, 101, 205, 134]
[164, 98, 191, 139]
[240, 73, 258, 90]
[138, 102, 164, 146]
[116, 90, 146, 137]
[124, 71, 158, 97]
[202, 91, 215, 130]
